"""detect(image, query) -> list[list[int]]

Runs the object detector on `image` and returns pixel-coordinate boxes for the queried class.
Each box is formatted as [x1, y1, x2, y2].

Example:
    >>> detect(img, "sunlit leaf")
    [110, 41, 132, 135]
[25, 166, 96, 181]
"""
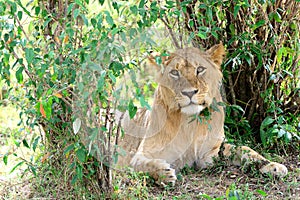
[105, 11, 114, 26]
[256, 189, 267, 196]
[25, 48, 34, 64]
[16, 66, 24, 83]
[73, 118, 81, 135]
[54, 92, 63, 98]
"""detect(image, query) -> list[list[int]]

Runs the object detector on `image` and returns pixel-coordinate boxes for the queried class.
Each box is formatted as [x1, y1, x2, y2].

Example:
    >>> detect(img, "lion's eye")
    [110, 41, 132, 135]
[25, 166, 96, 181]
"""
[169, 69, 179, 78]
[196, 66, 206, 76]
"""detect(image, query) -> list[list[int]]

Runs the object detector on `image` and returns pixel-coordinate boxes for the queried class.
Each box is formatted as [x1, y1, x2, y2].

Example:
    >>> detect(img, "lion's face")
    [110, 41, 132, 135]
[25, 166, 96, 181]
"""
[154, 44, 225, 115]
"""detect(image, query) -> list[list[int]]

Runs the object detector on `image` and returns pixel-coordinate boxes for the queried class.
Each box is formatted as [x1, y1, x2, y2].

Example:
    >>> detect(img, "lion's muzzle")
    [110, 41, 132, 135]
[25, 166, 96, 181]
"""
[178, 88, 208, 115]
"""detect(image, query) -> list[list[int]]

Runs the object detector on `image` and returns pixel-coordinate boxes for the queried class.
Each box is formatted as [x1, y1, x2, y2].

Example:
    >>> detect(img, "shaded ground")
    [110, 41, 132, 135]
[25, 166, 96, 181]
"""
[115, 150, 300, 199]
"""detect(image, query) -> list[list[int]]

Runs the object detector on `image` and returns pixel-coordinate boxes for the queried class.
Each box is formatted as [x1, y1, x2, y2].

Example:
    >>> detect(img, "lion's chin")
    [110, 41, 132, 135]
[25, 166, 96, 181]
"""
[181, 104, 205, 115]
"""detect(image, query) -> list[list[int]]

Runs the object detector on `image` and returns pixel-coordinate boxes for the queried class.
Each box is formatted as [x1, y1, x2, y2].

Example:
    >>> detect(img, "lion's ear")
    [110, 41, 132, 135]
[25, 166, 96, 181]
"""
[206, 42, 225, 67]
[148, 52, 170, 71]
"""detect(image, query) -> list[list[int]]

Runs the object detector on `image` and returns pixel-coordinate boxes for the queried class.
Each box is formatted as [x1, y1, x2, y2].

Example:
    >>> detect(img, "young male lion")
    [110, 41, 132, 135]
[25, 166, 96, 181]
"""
[117, 43, 288, 185]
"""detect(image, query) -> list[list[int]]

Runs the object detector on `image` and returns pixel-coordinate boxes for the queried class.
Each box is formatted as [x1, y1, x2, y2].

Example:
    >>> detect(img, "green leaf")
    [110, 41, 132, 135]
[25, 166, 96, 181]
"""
[71, 174, 78, 184]
[256, 189, 267, 197]
[76, 164, 83, 179]
[4, 33, 9, 42]
[64, 144, 75, 155]
[75, 0, 87, 10]
[104, 11, 114, 26]
[29, 165, 37, 176]
[139, 96, 151, 110]
[261, 116, 274, 128]
[3, 154, 8, 165]
[51, 21, 59, 35]
[14, 139, 20, 147]
[155, 56, 162, 65]
[67, 3, 75, 14]
[73, 8, 80, 19]
[233, 5, 240, 18]
[76, 148, 86, 163]
[130, 5, 138, 15]
[129, 28, 136, 39]
[260, 117, 274, 147]
[10, 161, 25, 173]
[200, 193, 213, 200]
[16, 0, 31, 17]
[91, 18, 97, 27]
[128, 100, 137, 119]
[23, 139, 30, 149]
[17, 11, 23, 20]
[41, 99, 52, 119]
[25, 48, 34, 64]
[120, 31, 127, 42]
[35, 6, 40, 15]
[32, 136, 40, 152]
[108, 71, 116, 83]
[138, 0, 145, 8]
[274, 12, 282, 22]
[252, 20, 265, 30]
[16, 66, 24, 83]
[197, 31, 206, 39]
[230, 105, 244, 113]
[99, 0, 105, 5]
[206, 6, 212, 21]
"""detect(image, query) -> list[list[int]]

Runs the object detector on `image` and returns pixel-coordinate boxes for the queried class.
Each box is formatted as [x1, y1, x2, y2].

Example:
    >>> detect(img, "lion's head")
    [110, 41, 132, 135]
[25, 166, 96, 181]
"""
[150, 43, 225, 115]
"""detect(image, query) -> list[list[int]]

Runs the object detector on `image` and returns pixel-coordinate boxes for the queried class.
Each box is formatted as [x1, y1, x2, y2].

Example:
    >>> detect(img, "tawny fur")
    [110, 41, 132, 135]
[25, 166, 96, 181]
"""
[117, 43, 288, 185]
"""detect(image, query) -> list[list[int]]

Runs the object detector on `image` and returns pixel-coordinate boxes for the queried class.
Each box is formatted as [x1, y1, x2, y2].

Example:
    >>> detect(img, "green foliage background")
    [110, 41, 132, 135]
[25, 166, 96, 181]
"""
[0, 0, 299, 198]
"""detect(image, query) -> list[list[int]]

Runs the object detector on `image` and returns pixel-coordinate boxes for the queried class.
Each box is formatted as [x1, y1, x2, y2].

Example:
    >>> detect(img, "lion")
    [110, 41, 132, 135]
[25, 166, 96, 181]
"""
[116, 43, 288, 185]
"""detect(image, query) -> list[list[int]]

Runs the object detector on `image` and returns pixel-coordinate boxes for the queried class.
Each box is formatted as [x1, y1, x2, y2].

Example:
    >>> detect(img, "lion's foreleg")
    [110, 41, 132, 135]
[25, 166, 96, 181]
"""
[130, 152, 177, 186]
[222, 143, 288, 176]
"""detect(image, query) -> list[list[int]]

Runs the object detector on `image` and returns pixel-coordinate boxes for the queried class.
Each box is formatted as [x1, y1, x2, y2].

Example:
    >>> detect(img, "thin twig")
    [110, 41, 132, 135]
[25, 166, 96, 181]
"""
[160, 17, 180, 49]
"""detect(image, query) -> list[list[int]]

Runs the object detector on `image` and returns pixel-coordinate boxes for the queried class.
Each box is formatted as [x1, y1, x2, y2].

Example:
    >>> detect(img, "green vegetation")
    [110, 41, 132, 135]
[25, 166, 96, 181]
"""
[0, 0, 299, 199]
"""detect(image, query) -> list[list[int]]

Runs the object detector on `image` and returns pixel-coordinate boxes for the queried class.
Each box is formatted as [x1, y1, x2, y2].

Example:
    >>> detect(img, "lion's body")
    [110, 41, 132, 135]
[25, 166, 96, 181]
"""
[117, 44, 287, 185]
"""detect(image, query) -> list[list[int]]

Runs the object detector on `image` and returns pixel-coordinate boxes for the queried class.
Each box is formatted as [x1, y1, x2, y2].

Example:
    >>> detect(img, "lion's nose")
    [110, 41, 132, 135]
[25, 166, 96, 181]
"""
[181, 89, 198, 99]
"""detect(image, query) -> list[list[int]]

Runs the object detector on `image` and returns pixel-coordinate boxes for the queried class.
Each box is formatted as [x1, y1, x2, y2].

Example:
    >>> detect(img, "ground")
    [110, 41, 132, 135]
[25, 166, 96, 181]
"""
[114, 151, 300, 199]
[0, 104, 299, 199]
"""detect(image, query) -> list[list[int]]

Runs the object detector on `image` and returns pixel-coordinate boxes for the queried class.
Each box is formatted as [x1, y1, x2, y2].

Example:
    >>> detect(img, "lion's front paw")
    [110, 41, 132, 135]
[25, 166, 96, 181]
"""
[157, 167, 177, 186]
[152, 162, 177, 186]
[260, 162, 288, 177]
